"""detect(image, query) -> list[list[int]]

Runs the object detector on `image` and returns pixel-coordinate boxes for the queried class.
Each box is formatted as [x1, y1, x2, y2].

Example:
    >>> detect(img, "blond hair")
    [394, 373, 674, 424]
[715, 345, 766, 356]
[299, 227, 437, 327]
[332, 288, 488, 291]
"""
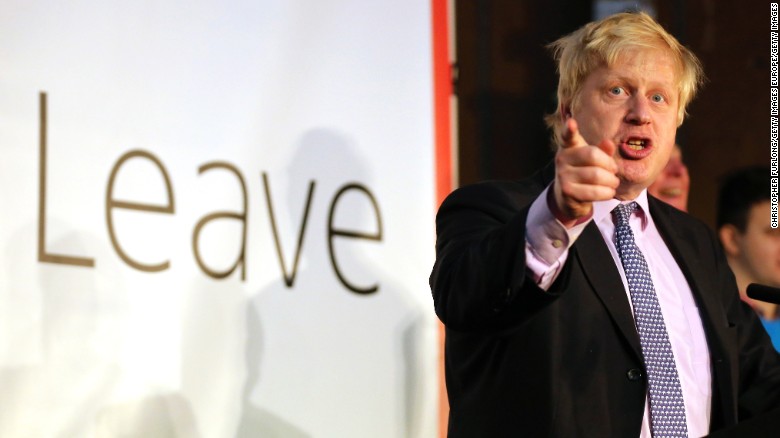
[545, 12, 704, 147]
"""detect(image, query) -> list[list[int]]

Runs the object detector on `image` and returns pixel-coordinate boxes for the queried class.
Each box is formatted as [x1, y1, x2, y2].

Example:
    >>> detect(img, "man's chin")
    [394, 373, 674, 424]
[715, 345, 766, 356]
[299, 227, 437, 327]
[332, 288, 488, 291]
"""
[616, 177, 653, 200]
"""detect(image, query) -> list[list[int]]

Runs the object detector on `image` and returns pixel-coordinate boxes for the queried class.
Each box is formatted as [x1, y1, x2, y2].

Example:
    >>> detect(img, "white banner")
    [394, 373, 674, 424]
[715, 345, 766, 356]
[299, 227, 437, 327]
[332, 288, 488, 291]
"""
[0, 1, 439, 437]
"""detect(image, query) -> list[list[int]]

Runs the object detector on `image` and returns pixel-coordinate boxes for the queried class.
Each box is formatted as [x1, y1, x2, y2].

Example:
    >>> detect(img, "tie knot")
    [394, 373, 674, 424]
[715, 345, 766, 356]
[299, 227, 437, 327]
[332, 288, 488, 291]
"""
[613, 202, 639, 226]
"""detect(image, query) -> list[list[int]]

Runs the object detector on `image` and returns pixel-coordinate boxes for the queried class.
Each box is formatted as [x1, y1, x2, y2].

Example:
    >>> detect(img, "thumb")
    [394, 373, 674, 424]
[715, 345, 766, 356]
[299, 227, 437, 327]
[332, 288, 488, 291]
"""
[597, 139, 618, 173]
[597, 138, 616, 157]
[561, 117, 587, 149]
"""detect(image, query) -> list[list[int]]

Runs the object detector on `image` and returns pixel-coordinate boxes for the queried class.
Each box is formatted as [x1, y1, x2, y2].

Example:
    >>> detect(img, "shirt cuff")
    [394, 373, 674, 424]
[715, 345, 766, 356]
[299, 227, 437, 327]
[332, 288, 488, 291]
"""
[525, 185, 591, 288]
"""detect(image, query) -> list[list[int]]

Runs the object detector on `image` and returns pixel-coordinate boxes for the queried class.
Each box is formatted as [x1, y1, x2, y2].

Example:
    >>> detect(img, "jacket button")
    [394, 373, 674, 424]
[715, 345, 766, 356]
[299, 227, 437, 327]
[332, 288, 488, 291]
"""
[626, 369, 642, 381]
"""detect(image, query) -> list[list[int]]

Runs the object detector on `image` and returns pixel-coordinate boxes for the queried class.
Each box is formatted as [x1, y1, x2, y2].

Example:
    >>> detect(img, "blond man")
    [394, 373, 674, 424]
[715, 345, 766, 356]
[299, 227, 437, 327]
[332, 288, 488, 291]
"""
[431, 12, 780, 437]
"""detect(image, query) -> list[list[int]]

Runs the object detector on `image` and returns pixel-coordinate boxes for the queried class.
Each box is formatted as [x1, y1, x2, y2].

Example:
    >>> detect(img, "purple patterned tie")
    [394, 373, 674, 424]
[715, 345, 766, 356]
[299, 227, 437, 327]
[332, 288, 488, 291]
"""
[613, 202, 688, 437]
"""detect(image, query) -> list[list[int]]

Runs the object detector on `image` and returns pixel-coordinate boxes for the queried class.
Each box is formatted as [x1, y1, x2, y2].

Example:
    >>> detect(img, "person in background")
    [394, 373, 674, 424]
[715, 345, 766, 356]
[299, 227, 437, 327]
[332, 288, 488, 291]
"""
[648, 144, 689, 211]
[717, 166, 780, 351]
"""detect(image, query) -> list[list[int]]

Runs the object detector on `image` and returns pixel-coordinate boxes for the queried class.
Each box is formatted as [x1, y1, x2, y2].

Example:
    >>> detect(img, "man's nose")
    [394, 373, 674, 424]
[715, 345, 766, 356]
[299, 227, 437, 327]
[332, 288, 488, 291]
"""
[625, 96, 651, 125]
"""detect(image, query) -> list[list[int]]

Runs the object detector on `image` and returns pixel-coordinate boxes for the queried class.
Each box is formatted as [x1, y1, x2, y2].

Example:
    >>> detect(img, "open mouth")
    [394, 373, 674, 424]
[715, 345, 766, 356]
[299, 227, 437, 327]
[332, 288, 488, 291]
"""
[619, 137, 652, 159]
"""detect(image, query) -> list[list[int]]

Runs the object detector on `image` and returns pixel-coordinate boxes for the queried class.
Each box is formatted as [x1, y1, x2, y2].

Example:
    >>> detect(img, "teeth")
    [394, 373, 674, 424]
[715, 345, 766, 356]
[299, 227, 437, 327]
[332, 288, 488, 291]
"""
[626, 139, 646, 150]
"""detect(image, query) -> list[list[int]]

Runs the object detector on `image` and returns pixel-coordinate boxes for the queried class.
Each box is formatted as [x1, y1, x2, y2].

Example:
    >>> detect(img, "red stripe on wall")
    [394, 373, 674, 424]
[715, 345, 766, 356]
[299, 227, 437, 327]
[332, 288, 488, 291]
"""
[433, 0, 452, 206]
[431, 0, 452, 436]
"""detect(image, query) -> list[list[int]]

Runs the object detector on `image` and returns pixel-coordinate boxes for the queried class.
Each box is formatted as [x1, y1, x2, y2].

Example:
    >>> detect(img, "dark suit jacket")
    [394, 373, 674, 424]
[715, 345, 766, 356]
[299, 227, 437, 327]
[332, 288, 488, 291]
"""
[430, 164, 780, 437]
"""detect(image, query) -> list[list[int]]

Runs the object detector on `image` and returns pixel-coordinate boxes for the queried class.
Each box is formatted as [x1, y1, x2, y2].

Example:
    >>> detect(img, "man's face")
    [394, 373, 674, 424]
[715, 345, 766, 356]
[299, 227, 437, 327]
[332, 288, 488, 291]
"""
[568, 48, 680, 199]
[732, 201, 780, 288]
[648, 145, 690, 211]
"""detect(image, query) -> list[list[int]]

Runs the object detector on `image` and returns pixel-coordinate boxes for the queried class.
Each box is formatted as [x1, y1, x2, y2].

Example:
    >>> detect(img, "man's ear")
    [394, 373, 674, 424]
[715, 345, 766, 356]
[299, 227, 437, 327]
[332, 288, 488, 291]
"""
[560, 103, 572, 122]
[718, 224, 742, 258]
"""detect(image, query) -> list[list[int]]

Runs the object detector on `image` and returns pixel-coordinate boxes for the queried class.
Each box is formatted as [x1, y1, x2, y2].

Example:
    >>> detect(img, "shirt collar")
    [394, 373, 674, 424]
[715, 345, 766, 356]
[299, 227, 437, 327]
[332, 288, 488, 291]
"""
[592, 189, 650, 231]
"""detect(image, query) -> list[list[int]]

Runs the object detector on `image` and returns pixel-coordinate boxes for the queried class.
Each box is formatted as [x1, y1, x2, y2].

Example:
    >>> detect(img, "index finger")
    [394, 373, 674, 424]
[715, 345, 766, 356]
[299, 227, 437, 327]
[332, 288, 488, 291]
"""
[561, 117, 587, 149]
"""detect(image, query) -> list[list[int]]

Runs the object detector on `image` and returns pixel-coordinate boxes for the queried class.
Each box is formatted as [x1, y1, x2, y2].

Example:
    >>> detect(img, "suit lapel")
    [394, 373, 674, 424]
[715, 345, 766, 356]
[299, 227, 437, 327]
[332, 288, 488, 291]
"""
[649, 197, 736, 427]
[648, 198, 730, 338]
[575, 222, 643, 361]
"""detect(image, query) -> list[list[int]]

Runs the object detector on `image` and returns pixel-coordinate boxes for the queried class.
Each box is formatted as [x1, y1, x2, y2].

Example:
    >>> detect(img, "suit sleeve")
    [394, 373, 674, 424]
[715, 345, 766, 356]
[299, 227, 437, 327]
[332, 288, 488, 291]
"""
[429, 181, 568, 332]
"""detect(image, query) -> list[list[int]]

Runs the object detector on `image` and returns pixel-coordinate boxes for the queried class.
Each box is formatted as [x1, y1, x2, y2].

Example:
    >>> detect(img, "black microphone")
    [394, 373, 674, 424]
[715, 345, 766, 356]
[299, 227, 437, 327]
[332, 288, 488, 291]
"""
[746, 283, 780, 305]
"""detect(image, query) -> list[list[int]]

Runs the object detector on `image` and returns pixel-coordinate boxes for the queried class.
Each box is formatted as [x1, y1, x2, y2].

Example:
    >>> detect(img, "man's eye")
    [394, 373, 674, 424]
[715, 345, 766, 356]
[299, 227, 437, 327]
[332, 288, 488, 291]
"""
[609, 87, 623, 95]
[651, 93, 665, 103]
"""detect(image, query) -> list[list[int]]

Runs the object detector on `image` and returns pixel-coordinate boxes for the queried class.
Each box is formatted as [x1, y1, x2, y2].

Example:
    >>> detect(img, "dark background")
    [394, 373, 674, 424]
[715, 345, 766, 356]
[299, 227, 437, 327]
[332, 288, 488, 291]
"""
[454, 0, 769, 228]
